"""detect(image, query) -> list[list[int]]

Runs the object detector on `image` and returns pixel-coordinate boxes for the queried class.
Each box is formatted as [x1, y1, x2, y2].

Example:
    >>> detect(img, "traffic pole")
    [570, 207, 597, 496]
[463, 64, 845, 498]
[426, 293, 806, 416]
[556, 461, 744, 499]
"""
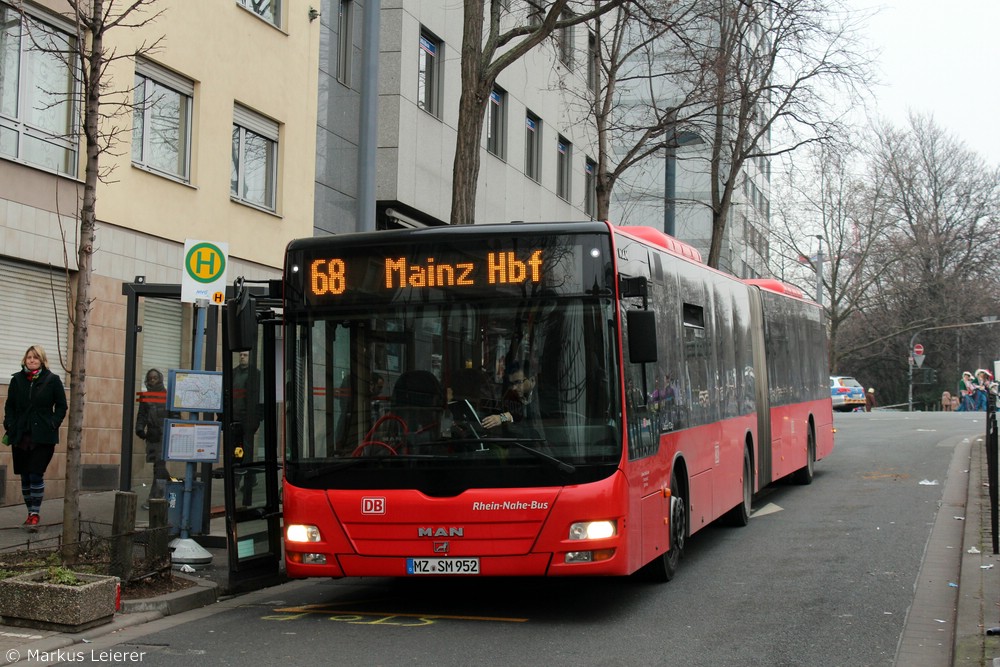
[988, 384, 998, 554]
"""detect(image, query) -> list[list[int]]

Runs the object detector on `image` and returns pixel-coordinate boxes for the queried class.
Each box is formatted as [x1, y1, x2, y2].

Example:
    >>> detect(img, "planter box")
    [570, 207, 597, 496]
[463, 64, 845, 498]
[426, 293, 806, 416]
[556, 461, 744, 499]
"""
[0, 570, 120, 632]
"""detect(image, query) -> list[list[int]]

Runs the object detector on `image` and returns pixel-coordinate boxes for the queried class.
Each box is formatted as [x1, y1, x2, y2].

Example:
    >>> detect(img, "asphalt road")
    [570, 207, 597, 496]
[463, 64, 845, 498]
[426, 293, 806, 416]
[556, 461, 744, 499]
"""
[64, 411, 987, 667]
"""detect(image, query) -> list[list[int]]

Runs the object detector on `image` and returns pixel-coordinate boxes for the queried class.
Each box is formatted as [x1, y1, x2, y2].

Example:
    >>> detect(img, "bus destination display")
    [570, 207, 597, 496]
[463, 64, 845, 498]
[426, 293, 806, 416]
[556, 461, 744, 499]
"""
[308, 249, 545, 297]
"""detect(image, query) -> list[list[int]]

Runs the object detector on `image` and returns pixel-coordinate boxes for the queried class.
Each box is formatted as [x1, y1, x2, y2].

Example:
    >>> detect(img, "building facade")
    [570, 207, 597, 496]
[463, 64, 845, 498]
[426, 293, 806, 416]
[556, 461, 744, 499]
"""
[0, 0, 599, 505]
[0, 0, 318, 504]
[315, 0, 599, 232]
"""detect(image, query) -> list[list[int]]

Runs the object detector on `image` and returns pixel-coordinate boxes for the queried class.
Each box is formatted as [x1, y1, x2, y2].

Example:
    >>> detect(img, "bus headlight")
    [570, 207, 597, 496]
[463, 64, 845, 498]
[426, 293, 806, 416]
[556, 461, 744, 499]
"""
[286, 524, 322, 543]
[569, 520, 616, 540]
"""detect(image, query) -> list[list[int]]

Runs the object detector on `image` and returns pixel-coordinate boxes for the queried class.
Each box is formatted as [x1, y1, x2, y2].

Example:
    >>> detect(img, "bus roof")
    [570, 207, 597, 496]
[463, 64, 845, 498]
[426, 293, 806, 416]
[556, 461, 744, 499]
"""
[613, 225, 703, 263]
[745, 278, 807, 300]
[285, 221, 613, 252]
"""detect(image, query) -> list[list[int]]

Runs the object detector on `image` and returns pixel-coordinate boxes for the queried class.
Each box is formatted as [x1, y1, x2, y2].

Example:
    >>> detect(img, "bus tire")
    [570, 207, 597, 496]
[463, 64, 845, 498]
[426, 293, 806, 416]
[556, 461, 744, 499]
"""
[792, 423, 816, 485]
[639, 470, 686, 582]
[723, 446, 752, 527]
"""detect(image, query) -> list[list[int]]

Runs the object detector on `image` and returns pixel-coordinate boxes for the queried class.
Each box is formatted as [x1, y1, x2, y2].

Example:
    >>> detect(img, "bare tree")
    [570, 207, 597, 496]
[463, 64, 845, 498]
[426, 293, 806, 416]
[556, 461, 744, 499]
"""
[770, 140, 895, 371]
[581, 0, 709, 221]
[834, 114, 1000, 405]
[14, 0, 162, 563]
[679, 0, 874, 268]
[450, 0, 627, 226]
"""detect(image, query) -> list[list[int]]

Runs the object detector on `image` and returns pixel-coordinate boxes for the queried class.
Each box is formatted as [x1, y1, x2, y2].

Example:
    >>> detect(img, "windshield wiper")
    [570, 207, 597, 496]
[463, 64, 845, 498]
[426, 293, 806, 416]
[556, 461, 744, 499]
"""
[482, 438, 576, 474]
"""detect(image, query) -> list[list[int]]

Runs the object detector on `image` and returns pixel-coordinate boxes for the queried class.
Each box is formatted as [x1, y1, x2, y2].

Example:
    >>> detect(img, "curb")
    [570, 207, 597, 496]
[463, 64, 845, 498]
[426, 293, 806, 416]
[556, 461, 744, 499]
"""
[0, 575, 218, 664]
[2, 611, 163, 664]
[118, 573, 219, 616]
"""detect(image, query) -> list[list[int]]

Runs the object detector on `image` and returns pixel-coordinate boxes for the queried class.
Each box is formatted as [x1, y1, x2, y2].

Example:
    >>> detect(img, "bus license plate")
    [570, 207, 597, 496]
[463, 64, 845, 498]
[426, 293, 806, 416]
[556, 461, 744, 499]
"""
[407, 558, 480, 575]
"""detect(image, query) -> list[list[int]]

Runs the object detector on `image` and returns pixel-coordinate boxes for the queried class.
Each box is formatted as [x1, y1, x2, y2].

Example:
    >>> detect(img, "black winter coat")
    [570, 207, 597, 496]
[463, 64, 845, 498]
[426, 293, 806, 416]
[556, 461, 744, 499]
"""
[3, 367, 68, 446]
[135, 384, 168, 443]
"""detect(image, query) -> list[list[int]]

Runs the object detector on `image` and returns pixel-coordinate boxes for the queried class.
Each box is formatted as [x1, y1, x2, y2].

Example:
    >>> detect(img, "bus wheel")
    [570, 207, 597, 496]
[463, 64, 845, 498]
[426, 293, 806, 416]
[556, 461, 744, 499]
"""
[638, 471, 686, 583]
[792, 424, 816, 485]
[665, 472, 687, 577]
[724, 446, 752, 527]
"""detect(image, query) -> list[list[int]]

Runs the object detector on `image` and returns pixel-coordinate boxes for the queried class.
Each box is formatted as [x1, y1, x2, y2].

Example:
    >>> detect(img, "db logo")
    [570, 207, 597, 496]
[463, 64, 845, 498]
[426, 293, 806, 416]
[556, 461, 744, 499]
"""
[362, 497, 386, 515]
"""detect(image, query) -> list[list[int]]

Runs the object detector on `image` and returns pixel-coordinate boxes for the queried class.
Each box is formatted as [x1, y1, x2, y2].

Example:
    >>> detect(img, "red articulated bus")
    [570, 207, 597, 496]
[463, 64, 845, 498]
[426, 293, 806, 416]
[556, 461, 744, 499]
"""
[280, 221, 833, 580]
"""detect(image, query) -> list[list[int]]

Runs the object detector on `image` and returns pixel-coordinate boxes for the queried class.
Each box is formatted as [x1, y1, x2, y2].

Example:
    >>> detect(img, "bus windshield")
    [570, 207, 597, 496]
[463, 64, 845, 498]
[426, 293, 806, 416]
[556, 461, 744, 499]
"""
[285, 296, 621, 493]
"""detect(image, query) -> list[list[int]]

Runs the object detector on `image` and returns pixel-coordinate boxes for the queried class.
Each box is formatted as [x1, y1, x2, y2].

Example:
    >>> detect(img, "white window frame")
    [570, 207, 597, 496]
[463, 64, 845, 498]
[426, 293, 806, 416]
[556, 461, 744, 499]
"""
[0, 3, 78, 175]
[132, 59, 193, 182]
[231, 104, 279, 212]
[587, 31, 598, 93]
[526, 0, 543, 27]
[585, 157, 596, 218]
[237, 0, 281, 28]
[557, 135, 572, 200]
[558, 12, 573, 67]
[337, 0, 353, 86]
[525, 111, 541, 182]
[486, 87, 506, 159]
[417, 28, 442, 118]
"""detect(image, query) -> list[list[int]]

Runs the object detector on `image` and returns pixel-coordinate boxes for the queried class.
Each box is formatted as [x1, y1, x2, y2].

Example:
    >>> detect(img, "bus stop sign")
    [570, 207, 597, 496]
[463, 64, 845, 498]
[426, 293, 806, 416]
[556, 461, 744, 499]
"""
[181, 239, 229, 304]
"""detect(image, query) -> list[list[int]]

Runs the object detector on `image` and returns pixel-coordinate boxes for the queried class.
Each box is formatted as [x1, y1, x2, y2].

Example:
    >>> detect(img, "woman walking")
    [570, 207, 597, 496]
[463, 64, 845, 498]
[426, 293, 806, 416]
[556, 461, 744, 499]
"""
[2, 345, 67, 529]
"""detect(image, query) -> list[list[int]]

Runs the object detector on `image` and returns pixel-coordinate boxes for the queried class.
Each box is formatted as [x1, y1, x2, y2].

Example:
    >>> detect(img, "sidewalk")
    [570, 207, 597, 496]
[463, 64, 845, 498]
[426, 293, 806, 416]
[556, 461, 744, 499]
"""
[953, 431, 1000, 666]
[0, 491, 228, 665]
[892, 428, 1000, 667]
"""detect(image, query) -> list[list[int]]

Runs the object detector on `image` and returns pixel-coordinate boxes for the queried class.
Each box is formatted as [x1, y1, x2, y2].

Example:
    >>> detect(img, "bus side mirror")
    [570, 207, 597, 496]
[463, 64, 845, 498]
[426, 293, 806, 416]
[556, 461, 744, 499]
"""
[627, 310, 657, 363]
[227, 283, 257, 352]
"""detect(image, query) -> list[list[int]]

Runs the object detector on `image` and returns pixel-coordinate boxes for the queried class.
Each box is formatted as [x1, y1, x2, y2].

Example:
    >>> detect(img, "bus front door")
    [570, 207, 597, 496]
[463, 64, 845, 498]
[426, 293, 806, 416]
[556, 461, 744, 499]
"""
[221, 303, 283, 591]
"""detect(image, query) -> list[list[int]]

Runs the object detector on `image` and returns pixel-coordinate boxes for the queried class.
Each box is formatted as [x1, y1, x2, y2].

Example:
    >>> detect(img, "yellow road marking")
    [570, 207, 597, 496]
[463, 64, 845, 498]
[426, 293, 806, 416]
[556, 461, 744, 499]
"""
[271, 604, 528, 623]
[862, 470, 911, 480]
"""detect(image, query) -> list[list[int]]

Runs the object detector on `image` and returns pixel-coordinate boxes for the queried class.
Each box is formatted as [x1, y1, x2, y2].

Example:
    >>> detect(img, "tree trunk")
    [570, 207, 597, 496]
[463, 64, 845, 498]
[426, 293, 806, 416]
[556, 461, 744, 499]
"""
[451, 86, 490, 225]
[450, 0, 489, 226]
[62, 0, 103, 564]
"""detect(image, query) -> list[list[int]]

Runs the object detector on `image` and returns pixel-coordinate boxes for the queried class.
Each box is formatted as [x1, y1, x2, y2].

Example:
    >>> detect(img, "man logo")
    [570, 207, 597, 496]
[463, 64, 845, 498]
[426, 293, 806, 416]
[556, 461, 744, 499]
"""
[418, 527, 464, 537]
[434, 542, 449, 553]
[362, 497, 385, 514]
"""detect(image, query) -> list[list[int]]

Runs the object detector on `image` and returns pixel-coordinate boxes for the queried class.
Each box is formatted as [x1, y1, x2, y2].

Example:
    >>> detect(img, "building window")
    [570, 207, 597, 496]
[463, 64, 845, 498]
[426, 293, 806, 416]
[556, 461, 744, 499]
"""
[585, 157, 596, 218]
[528, 0, 545, 26]
[587, 31, 599, 93]
[337, 0, 353, 85]
[0, 259, 70, 380]
[558, 12, 573, 67]
[237, 0, 281, 27]
[557, 135, 572, 200]
[132, 60, 193, 181]
[231, 105, 278, 212]
[525, 111, 541, 182]
[417, 28, 442, 117]
[487, 87, 506, 159]
[0, 4, 78, 175]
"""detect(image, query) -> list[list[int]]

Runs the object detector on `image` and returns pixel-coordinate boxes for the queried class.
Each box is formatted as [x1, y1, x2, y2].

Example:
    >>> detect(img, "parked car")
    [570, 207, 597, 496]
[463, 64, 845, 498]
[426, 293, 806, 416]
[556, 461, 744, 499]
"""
[830, 375, 867, 412]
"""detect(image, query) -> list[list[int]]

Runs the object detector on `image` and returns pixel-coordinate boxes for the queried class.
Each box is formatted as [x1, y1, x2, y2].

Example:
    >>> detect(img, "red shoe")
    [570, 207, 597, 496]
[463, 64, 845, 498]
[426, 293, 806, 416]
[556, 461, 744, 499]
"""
[23, 514, 39, 530]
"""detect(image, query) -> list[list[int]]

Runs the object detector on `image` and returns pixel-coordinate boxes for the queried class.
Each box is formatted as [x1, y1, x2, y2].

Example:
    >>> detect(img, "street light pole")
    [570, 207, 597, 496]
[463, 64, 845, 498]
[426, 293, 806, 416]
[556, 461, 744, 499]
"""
[814, 235, 823, 306]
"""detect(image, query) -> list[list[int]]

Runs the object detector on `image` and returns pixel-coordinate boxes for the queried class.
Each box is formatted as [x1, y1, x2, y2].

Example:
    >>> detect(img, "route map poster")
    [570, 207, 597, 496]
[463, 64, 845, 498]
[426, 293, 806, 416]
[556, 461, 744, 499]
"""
[167, 369, 224, 413]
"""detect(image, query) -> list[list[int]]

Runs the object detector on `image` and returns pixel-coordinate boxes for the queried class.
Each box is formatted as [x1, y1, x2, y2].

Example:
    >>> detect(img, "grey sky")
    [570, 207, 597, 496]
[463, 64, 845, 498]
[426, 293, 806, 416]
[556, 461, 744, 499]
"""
[848, 0, 1000, 164]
